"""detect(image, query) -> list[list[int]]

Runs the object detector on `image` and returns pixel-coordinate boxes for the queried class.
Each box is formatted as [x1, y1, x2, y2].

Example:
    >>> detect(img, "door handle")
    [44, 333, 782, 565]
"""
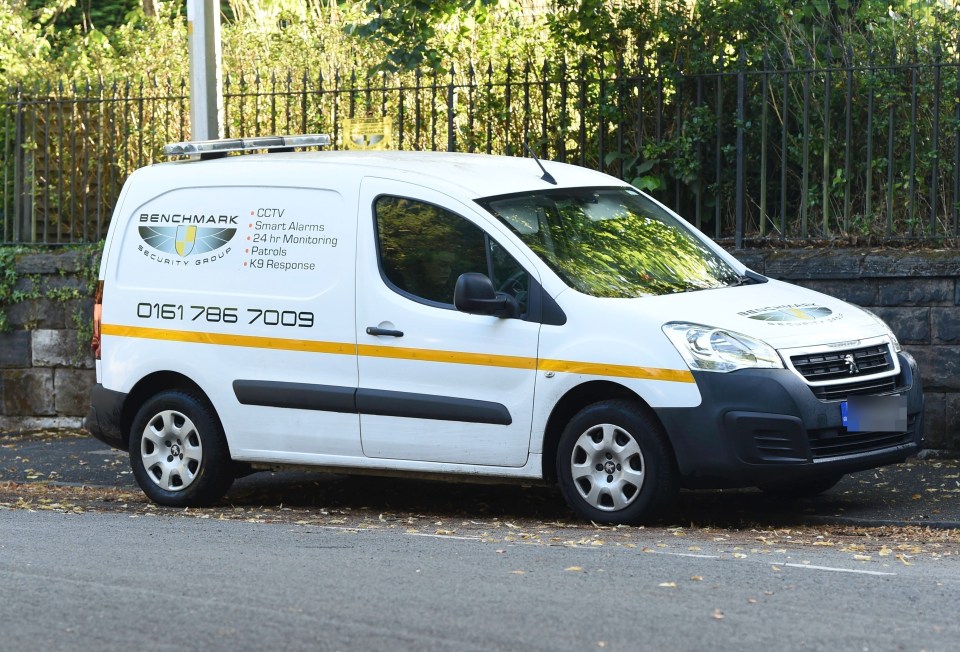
[366, 326, 404, 337]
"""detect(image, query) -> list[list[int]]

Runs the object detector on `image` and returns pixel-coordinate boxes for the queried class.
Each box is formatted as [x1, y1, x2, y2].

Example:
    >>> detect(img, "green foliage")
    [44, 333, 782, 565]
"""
[0, 243, 101, 335]
[3, 0, 960, 242]
[5, 1, 958, 85]
[25, 0, 141, 33]
[343, 0, 499, 72]
[0, 1, 58, 84]
[0, 246, 38, 332]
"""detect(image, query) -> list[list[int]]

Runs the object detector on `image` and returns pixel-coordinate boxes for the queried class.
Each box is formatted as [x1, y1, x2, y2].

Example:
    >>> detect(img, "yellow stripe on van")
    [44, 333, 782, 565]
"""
[102, 324, 694, 383]
[100, 324, 356, 356]
[537, 359, 695, 383]
[358, 344, 538, 370]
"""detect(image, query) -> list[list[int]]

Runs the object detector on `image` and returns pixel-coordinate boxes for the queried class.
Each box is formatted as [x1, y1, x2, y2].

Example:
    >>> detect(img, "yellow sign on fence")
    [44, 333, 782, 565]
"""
[342, 117, 392, 151]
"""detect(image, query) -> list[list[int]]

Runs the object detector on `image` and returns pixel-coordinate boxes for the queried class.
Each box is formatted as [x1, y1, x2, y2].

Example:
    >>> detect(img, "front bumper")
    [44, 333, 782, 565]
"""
[83, 383, 129, 451]
[655, 351, 923, 489]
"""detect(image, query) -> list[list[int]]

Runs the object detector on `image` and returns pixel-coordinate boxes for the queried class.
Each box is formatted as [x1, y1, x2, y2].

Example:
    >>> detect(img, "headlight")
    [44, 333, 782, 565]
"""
[858, 307, 902, 352]
[662, 322, 784, 373]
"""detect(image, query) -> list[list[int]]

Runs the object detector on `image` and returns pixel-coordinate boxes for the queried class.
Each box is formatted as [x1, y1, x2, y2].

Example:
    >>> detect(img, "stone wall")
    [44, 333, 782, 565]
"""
[0, 247, 957, 451]
[0, 251, 95, 431]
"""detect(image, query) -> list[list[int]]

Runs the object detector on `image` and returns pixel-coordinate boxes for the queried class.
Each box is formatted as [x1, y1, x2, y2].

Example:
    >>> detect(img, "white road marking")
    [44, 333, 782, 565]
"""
[782, 562, 896, 576]
[646, 549, 897, 577]
[307, 526, 483, 542]
[407, 533, 482, 541]
[297, 525, 903, 577]
[652, 551, 722, 560]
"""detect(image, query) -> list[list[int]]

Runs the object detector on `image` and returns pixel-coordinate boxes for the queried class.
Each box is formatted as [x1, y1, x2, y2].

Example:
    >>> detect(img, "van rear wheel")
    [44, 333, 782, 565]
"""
[129, 390, 233, 507]
[556, 400, 678, 525]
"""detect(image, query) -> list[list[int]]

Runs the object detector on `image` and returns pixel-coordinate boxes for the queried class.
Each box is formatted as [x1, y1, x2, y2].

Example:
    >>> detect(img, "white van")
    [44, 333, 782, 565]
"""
[85, 134, 923, 524]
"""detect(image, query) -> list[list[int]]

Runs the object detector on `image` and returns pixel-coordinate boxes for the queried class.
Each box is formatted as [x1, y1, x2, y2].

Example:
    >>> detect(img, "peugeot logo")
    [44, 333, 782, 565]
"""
[843, 354, 859, 375]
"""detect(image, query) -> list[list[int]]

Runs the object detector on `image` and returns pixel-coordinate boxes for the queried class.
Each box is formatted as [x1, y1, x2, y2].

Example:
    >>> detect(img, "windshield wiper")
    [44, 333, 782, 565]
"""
[728, 269, 768, 287]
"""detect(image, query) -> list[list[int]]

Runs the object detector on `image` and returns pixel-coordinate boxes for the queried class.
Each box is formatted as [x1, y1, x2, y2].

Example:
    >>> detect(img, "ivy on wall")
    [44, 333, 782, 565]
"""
[0, 244, 102, 359]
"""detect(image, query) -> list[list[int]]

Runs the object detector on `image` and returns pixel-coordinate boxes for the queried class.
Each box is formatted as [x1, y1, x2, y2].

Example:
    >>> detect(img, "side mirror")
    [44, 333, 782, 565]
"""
[454, 273, 519, 319]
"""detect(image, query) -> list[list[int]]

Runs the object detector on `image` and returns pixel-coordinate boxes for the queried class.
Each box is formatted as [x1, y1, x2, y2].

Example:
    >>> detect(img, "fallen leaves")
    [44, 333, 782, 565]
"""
[1, 476, 957, 564]
[741, 525, 960, 556]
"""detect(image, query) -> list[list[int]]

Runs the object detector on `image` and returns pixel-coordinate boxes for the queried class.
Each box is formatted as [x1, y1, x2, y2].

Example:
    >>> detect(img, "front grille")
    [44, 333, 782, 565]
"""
[790, 344, 894, 383]
[809, 416, 917, 458]
[811, 377, 898, 401]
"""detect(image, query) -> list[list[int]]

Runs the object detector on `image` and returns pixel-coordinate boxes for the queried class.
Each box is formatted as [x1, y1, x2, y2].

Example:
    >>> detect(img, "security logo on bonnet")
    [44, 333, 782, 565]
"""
[738, 303, 834, 323]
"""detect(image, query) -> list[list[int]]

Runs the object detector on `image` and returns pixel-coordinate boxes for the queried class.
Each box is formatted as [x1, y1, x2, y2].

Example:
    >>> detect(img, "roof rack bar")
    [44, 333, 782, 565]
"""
[163, 133, 331, 159]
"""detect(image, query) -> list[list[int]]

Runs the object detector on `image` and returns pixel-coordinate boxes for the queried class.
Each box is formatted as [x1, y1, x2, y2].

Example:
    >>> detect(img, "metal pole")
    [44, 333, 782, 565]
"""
[735, 49, 745, 250]
[187, 0, 223, 141]
[447, 64, 456, 152]
[759, 50, 769, 237]
[822, 46, 831, 237]
[801, 50, 811, 239]
[930, 43, 941, 237]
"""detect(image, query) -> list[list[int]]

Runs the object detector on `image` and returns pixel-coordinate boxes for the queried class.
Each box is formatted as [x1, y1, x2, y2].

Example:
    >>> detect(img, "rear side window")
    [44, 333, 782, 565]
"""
[374, 196, 529, 313]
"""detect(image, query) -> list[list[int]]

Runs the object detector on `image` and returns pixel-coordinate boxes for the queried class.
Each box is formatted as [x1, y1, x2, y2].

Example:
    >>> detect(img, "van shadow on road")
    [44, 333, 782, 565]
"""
[2, 431, 957, 529]
[226, 461, 959, 529]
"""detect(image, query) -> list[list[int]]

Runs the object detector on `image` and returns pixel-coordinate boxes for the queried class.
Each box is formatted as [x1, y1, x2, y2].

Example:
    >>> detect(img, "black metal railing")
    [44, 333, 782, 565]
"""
[3, 48, 959, 246]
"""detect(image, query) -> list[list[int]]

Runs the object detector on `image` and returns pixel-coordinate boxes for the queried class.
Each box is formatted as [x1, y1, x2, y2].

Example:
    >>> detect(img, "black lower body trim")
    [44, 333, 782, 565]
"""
[356, 388, 512, 425]
[84, 383, 129, 451]
[232, 380, 512, 426]
[233, 380, 355, 413]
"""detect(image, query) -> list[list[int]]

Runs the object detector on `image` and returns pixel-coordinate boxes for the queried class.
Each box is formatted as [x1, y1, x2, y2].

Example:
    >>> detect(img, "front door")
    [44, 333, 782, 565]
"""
[355, 178, 540, 467]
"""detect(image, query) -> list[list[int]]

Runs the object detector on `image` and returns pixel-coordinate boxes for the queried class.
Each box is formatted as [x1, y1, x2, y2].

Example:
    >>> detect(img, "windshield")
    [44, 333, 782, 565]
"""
[477, 187, 740, 298]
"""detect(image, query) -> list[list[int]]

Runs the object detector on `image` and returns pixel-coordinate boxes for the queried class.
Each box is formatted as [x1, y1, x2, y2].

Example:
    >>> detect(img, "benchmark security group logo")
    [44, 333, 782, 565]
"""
[738, 303, 839, 325]
[137, 213, 238, 266]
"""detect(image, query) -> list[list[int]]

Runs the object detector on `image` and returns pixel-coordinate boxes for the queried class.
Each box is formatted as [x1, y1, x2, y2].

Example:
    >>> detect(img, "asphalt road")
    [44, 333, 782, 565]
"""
[1, 508, 958, 652]
[2, 432, 960, 651]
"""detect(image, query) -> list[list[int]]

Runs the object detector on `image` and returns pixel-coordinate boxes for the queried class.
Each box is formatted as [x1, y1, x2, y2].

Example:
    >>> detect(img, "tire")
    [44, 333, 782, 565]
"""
[129, 390, 234, 507]
[556, 399, 678, 525]
[759, 474, 844, 499]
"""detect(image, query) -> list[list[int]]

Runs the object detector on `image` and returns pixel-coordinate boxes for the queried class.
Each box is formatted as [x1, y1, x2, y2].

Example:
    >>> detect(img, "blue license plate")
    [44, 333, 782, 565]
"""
[841, 395, 908, 432]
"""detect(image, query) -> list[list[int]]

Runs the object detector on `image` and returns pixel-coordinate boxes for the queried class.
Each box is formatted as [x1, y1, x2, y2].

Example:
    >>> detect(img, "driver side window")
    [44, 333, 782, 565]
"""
[374, 196, 529, 314]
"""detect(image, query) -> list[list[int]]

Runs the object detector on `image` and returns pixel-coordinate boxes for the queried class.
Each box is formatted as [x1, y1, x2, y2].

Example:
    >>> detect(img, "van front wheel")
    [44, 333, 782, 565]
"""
[556, 400, 678, 525]
[129, 391, 234, 507]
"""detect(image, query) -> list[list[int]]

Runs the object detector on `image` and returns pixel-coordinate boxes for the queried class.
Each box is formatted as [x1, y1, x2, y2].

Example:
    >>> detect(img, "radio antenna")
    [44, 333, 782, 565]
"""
[523, 143, 557, 185]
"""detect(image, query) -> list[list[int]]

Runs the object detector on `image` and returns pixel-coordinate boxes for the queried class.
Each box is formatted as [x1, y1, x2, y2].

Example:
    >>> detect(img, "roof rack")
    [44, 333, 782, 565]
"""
[163, 133, 331, 160]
